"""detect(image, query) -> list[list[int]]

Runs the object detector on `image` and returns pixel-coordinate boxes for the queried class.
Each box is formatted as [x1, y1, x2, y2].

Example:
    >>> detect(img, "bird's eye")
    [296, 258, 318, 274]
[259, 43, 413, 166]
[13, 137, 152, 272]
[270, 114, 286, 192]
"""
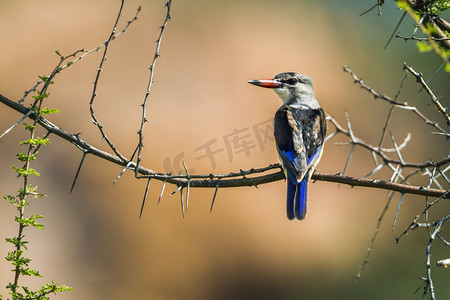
[286, 78, 298, 85]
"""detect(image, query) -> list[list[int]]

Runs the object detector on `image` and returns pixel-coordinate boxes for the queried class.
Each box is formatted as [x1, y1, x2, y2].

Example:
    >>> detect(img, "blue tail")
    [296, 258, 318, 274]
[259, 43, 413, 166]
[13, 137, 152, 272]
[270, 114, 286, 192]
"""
[286, 174, 308, 220]
[286, 176, 296, 220]
[295, 178, 308, 220]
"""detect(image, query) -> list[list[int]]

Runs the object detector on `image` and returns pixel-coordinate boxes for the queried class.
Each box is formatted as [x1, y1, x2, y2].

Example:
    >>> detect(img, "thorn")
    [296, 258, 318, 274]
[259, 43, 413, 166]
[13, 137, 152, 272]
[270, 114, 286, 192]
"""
[182, 161, 191, 213]
[0, 111, 32, 140]
[180, 188, 185, 218]
[210, 181, 220, 213]
[392, 193, 404, 231]
[139, 178, 152, 219]
[70, 152, 88, 194]
[186, 179, 190, 213]
[158, 180, 166, 204]
[113, 161, 133, 185]
[170, 185, 182, 197]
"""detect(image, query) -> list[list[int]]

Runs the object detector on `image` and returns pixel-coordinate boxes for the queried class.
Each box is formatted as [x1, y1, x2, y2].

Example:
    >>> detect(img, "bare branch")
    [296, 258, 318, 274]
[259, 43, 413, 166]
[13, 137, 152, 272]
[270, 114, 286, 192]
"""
[59, 6, 142, 73]
[403, 63, 450, 126]
[88, 0, 127, 161]
[359, 0, 384, 17]
[423, 214, 449, 299]
[135, 0, 172, 177]
[396, 33, 450, 42]
[328, 115, 449, 169]
[343, 66, 448, 134]
[396, 191, 450, 243]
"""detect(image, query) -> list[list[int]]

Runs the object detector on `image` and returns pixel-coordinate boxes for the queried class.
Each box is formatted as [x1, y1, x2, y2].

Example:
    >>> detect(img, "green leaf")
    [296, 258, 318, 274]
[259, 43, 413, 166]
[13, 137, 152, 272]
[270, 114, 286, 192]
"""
[23, 123, 35, 131]
[7, 251, 31, 266]
[16, 152, 37, 162]
[431, 0, 450, 14]
[20, 267, 42, 277]
[10, 165, 40, 177]
[19, 137, 50, 146]
[40, 107, 59, 115]
[444, 62, 450, 73]
[15, 214, 44, 229]
[38, 75, 49, 83]
[32, 91, 49, 101]
[3, 195, 16, 204]
[42, 282, 74, 293]
[5, 237, 29, 250]
[415, 41, 432, 53]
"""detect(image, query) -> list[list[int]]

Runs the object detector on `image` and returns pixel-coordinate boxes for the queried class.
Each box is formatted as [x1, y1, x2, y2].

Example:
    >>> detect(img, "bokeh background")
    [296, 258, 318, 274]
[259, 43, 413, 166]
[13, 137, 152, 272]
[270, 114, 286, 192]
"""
[0, 0, 449, 299]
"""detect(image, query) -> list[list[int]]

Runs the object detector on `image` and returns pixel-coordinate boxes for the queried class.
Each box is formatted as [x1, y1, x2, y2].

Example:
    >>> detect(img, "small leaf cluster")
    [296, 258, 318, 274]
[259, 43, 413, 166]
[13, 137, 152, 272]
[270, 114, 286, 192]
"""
[429, 0, 449, 15]
[5, 282, 73, 300]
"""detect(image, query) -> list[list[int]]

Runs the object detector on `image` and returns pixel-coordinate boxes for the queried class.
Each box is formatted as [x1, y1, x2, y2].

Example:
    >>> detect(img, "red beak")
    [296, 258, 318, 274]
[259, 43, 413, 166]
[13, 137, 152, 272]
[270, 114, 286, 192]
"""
[248, 79, 283, 88]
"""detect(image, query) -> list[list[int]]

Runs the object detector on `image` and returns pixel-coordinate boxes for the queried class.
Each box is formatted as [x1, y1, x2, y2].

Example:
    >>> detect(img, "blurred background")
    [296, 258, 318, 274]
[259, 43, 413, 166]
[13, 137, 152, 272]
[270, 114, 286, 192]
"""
[0, 0, 449, 299]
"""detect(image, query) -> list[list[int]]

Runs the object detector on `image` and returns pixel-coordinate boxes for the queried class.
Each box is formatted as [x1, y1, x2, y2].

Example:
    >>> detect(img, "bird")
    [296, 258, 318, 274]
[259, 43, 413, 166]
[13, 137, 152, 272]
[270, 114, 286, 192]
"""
[248, 72, 326, 220]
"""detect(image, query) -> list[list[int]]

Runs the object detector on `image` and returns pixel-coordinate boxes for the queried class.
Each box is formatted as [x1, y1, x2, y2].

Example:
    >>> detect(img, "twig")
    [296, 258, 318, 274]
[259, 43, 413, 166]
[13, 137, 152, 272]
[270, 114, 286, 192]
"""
[59, 6, 142, 72]
[396, 190, 450, 243]
[89, 0, 127, 161]
[343, 66, 448, 135]
[359, 0, 384, 17]
[377, 73, 407, 150]
[403, 63, 450, 126]
[19, 81, 42, 104]
[396, 33, 450, 42]
[135, 0, 172, 177]
[356, 166, 402, 280]
[328, 115, 448, 169]
[422, 214, 449, 300]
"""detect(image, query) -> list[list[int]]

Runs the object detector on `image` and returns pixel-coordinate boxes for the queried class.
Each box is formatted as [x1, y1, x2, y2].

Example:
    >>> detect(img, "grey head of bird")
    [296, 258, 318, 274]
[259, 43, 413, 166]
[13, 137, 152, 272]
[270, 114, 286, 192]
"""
[248, 72, 318, 108]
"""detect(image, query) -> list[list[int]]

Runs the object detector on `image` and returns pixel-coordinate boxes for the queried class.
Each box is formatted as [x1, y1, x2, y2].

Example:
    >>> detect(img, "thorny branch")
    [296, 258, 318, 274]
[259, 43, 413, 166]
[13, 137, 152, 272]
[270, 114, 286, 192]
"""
[134, 0, 172, 177]
[14, 5, 142, 109]
[343, 66, 448, 135]
[396, 33, 450, 42]
[59, 6, 142, 73]
[422, 214, 449, 300]
[88, 0, 127, 162]
[356, 171, 402, 280]
[403, 63, 450, 126]
[0, 92, 448, 199]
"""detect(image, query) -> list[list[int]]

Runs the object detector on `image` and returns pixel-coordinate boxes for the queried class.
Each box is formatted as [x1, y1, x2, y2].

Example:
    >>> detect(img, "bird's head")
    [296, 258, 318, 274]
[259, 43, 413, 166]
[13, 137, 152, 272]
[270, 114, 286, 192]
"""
[248, 72, 314, 103]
